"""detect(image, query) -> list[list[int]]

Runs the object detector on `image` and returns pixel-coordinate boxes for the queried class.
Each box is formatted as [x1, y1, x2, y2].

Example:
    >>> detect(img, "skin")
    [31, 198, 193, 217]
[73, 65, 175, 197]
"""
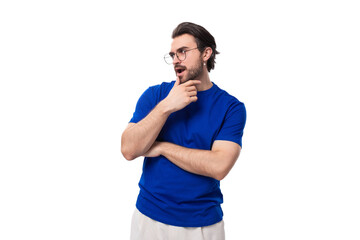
[121, 34, 241, 181]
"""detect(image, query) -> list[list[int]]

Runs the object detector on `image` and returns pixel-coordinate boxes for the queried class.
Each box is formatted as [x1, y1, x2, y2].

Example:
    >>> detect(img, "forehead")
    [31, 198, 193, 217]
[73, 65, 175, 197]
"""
[171, 34, 197, 51]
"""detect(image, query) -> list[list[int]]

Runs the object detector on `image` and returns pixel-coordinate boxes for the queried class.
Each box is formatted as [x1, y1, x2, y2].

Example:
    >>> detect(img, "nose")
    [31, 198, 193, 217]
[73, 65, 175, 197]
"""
[172, 54, 181, 65]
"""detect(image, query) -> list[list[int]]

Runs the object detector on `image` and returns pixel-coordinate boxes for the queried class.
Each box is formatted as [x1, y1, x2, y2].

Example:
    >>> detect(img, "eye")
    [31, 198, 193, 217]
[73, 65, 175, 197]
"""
[169, 53, 175, 58]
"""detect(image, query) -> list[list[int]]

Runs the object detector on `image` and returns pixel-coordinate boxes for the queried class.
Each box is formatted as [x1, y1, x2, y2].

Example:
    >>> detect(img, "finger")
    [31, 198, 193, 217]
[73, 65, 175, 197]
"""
[174, 77, 180, 87]
[190, 95, 198, 102]
[186, 86, 197, 92]
[188, 90, 198, 97]
[183, 80, 201, 86]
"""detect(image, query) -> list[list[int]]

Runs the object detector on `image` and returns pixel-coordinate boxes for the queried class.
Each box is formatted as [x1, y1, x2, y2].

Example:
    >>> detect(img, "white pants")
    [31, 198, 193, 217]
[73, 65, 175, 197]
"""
[130, 209, 225, 240]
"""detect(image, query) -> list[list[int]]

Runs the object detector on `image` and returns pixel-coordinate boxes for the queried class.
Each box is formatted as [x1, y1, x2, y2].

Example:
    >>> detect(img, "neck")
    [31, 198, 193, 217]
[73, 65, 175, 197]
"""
[197, 67, 213, 91]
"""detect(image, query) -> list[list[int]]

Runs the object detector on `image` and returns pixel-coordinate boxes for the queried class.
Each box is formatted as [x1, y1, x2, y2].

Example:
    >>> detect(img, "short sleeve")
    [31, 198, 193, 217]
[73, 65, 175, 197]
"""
[129, 86, 158, 123]
[215, 101, 246, 147]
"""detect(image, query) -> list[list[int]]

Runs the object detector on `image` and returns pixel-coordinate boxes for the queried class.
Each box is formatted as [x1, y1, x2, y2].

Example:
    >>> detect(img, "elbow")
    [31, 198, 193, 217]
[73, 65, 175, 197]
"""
[122, 151, 136, 161]
[121, 148, 136, 161]
[212, 165, 231, 181]
[121, 142, 137, 161]
[121, 133, 137, 161]
[212, 155, 239, 181]
[213, 171, 227, 181]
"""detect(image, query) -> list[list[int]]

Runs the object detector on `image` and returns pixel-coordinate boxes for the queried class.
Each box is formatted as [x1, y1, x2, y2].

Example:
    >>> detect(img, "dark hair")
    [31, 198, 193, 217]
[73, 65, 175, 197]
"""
[172, 22, 219, 72]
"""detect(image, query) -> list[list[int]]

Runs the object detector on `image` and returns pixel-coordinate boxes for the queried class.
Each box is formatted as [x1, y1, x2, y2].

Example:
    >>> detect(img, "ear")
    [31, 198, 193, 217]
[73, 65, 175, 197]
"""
[202, 47, 213, 62]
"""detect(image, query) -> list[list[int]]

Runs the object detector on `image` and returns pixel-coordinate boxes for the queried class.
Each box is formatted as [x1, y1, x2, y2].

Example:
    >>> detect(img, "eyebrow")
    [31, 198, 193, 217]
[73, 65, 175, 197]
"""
[169, 46, 190, 54]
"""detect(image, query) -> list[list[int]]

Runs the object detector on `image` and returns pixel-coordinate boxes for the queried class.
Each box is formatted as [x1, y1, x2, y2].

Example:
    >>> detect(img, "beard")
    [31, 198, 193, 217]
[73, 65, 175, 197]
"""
[178, 59, 204, 83]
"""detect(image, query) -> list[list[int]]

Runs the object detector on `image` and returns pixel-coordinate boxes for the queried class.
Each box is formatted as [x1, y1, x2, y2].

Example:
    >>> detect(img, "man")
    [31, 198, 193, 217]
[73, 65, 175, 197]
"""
[121, 22, 246, 240]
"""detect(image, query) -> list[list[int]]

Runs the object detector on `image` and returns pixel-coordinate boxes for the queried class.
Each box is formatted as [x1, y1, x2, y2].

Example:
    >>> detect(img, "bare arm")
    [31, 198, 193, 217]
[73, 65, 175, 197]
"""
[121, 78, 200, 160]
[144, 140, 241, 181]
[120, 104, 170, 160]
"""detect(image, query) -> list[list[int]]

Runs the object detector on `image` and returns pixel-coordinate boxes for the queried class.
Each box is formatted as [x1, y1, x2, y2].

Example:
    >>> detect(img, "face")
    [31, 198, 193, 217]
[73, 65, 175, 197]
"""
[170, 34, 204, 83]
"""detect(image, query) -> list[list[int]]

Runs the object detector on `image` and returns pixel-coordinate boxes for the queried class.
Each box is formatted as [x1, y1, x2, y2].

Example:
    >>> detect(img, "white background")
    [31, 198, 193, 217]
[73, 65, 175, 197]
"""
[1, 0, 359, 239]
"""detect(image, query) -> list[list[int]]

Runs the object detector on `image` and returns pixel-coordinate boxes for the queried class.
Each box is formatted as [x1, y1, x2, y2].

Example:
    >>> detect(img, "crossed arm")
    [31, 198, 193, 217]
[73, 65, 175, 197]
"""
[121, 78, 241, 181]
[143, 140, 240, 181]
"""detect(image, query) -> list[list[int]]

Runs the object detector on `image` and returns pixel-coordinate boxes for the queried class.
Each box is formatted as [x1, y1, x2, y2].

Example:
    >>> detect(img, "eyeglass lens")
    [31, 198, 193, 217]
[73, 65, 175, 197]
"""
[164, 50, 186, 64]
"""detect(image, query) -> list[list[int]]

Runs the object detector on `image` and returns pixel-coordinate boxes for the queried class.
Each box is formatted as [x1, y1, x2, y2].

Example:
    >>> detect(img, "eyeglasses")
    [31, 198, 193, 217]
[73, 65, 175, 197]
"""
[164, 47, 198, 64]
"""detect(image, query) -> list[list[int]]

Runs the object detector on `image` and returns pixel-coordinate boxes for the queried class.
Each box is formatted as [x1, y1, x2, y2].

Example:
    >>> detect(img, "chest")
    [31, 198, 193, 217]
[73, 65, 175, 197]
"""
[158, 101, 227, 150]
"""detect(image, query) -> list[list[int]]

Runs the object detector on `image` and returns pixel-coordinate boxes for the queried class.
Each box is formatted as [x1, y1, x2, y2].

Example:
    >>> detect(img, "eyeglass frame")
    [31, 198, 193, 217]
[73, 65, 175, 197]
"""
[164, 47, 199, 64]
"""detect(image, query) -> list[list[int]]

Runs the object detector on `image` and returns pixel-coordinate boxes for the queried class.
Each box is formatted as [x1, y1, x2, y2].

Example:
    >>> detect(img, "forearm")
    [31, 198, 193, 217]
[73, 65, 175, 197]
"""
[122, 79, 200, 160]
[121, 101, 171, 160]
[158, 142, 225, 180]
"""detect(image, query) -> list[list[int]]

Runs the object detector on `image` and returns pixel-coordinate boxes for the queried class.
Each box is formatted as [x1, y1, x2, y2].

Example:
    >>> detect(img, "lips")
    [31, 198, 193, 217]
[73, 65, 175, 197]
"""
[175, 65, 186, 76]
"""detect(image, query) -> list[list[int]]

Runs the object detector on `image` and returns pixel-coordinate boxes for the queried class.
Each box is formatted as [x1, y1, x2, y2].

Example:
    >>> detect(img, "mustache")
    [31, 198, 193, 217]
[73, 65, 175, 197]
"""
[174, 64, 186, 70]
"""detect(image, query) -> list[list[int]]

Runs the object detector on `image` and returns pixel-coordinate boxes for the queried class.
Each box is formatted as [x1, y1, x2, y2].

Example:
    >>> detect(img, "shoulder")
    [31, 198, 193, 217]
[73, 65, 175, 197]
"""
[159, 81, 175, 92]
[213, 83, 246, 111]
[147, 81, 174, 94]
[141, 81, 175, 99]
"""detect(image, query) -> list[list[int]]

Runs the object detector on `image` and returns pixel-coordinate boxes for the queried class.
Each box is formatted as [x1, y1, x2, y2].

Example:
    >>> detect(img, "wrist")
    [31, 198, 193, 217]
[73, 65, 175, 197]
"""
[157, 141, 169, 156]
[157, 99, 174, 115]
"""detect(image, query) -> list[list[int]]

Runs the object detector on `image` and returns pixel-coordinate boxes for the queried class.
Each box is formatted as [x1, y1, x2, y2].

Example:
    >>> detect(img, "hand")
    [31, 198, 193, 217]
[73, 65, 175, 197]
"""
[162, 77, 201, 113]
[143, 141, 162, 158]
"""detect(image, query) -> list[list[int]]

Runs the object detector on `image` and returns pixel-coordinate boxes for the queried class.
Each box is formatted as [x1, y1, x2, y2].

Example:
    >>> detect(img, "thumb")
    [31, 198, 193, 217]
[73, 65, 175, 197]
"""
[174, 77, 180, 87]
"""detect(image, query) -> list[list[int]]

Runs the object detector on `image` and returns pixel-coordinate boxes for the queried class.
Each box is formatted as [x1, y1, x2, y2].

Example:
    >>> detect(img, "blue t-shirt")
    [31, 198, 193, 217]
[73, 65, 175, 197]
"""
[130, 81, 246, 227]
